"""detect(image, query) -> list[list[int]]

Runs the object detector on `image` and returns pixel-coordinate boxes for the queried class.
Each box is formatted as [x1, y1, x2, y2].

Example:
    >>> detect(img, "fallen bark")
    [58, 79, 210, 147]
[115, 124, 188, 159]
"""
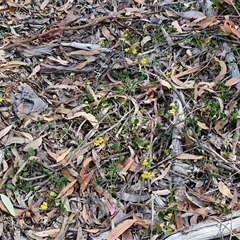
[163, 210, 240, 240]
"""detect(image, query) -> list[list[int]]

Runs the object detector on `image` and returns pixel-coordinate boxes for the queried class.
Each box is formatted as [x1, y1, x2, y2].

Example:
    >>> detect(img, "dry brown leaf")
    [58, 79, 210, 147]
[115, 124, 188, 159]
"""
[14, 131, 33, 141]
[79, 157, 92, 177]
[175, 213, 184, 229]
[62, 168, 76, 182]
[225, 77, 240, 86]
[151, 235, 160, 240]
[175, 64, 202, 78]
[165, 9, 178, 18]
[47, 150, 59, 162]
[66, 111, 98, 128]
[176, 153, 203, 160]
[190, 214, 199, 225]
[129, 42, 140, 52]
[228, 188, 238, 209]
[83, 228, 100, 233]
[194, 208, 208, 217]
[172, 21, 183, 33]
[104, 200, 116, 215]
[230, 27, 240, 39]
[133, 213, 150, 228]
[151, 163, 172, 185]
[152, 189, 171, 196]
[133, 0, 145, 3]
[218, 181, 233, 199]
[31, 229, 61, 237]
[68, 50, 100, 56]
[197, 121, 209, 130]
[56, 147, 72, 162]
[57, 179, 77, 198]
[6, 0, 21, 7]
[0, 200, 27, 217]
[57, 10, 77, 27]
[122, 160, 141, 172]
[107, 219, 136, 240]
[122, 229, 133, 240]
[220, 18, 235, 34]
[119, 157, 134, 174]
[75, 61, 87, 70]
[23, 137, 42, 152]
[196, 16, 217, 29]
[82, 204, 90, 224]
[171, 75, 195, 89]
[80, 168, 95, 192]
[125, 57, 133, 65]
[0, 160, 8, 176]
[141, 36, 151, 46]
[214, 118, 228, 135]
[40, 0, 50, 10]
[12, 161, 28, 186]
[183, 132, 192, 150]
[219, 18, 240, 40]
[214, 57, 227, 81]
[102, 25, 115, 40]
[194, 81, 215, 99]
[0, 125, 12, 139]
[48, 56, 69, 65]
[28, 64, 40, 78]
[159, 78, 171, 89]
[56, 0, 74, 11]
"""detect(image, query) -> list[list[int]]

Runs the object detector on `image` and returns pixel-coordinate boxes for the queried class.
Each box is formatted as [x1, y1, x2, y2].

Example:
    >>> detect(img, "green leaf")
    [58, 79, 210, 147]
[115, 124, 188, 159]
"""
[0, 194, 15, 217]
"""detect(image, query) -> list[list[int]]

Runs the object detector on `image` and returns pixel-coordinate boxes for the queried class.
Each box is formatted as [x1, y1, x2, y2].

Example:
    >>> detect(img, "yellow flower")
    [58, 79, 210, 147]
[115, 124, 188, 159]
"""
[169, 102, 175, 108]
[132, 49, 138, 55]
[140, 58, 147, 65]
[167, 54, 171, 59]
[146, 144, 151, 149]
[203, 38, 210, 44]
[138, 53, 143, 57]
[0, 97, 4, 103]
[143, 24, 147, 29]
[125, 48, 130, 53]
[94, 137, 104, 146]
[70, 72, 75, 77]
[142, 159, 151, 166]
[165, 71, 171, 77]
[141, 170, 153, 179]
[167, 213, 173, 218]
[195, 30, 201, 34]
[40, 202, 48, 210]
[138, 145, 144, 149]
[123, 33, 129, 38]
[133, 58, 139, 64]
[49, 191, 57, 197]
[84, 101, 89, 104]
[99, 40, 104, 46]
[166, 84, 171, 90]
[169, 108, 176, 115]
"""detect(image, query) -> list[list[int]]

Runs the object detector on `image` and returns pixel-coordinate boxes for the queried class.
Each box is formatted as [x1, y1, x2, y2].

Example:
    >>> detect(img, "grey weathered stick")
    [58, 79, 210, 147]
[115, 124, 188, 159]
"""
[163, 210, 240, 240]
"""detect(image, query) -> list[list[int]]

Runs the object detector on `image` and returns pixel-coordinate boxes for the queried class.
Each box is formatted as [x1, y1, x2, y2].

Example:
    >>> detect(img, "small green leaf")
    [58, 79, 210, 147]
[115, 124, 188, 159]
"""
[0, 194, 15, 217]
[109, 142, 120, 150]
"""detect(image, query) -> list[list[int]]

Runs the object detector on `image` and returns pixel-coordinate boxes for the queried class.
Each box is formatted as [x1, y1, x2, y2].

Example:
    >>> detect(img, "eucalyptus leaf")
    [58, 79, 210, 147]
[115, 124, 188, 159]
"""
[0, 194, 15, 217]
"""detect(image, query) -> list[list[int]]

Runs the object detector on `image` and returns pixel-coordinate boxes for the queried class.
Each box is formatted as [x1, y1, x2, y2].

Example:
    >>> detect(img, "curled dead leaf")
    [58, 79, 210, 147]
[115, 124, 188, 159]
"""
[176, 153, 203, 160]
[218, 181, 233, 199]
[107, 219, 136, 240]
[197, 121, 209, 130]
[214, 57, 227, 81]
[225, 77, 240, 87]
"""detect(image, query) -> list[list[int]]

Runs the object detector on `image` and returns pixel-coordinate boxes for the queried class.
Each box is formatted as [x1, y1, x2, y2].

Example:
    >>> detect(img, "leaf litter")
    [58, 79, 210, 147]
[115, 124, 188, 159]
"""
[0, 0, 240, 239]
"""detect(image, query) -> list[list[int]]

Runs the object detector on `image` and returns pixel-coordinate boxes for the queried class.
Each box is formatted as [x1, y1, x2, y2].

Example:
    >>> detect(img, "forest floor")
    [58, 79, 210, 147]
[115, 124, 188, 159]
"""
[1, 0, 240, 239]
